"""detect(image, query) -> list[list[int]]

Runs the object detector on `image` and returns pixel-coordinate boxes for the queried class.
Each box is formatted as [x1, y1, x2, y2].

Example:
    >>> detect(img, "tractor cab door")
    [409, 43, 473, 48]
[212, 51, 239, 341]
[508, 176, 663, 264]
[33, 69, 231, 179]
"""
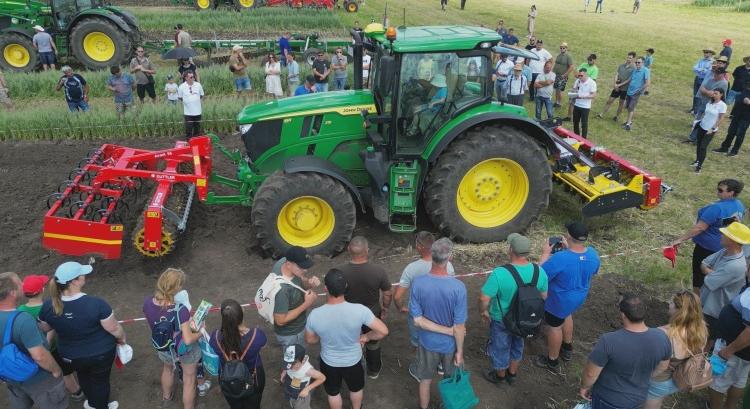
[395, 51, 491, 156]
[51, 0, 93, 30]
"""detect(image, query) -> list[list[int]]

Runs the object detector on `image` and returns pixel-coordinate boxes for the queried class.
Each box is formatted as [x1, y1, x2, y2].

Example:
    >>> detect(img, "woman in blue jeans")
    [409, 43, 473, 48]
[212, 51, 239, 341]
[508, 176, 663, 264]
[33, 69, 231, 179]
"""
[39, 261, 127, 409]
[643, 291, 707, 408]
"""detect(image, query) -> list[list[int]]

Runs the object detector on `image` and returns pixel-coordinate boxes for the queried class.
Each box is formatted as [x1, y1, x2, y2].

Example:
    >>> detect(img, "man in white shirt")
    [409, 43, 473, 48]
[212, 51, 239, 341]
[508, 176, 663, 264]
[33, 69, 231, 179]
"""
[572, 68, 597, 138]
[177, 72, 204, 139]
[504, 63, 528, 106]
[534, 61, 556, 120]
[493, 54, 514, 102]
[528, 39, 553, 101]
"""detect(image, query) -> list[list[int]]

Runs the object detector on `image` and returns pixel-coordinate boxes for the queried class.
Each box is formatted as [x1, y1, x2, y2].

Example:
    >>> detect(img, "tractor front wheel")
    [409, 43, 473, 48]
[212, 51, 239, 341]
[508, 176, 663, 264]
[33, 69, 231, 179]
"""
[70, 18, 132, 70]
[0, 34, 38, 72]
[424, 125, 552, 242]
[234, 0, 256, 9]
[194, 0, 213, 10]
[344, 0, 358, 12]
[251, 171, 356, 258]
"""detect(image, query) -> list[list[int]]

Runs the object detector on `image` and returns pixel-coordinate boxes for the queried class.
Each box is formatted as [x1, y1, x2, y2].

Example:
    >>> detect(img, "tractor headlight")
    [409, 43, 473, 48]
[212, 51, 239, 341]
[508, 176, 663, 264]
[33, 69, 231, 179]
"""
[239, 124, 252, 135]
[479, 42, 492, 49]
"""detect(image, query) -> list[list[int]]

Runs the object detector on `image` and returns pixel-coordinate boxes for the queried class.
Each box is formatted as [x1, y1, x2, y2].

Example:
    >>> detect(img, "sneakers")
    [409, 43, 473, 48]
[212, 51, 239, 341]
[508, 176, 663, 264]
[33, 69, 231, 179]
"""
[562, 117, 571, 121]
[623, 123, 631, 131]
[713, 147, 728, 153]
[595, 113, 603, 119]
[553, 103, 562, 108]
[408, 361, 421, 383]
[695, 166, 702, 174]
[612, 116, 618, 122]
[367, 370, 381, 380]
[690, 161, 699, 168]
[70, 389, 85, 402]
[437, 361, 445, 376]
[560, 347, 573, 362]
[532, 355, 563, 375]
[84, 401, 119, 409]
[505, 372, 517, 385]
[197, 380, 212, 397]
[482, 369, 506, 384]
[727, 152, 738, 157]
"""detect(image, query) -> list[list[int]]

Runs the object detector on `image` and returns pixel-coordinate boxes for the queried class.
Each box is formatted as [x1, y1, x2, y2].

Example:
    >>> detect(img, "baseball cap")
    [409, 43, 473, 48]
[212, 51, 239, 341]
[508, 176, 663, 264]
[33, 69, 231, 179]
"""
[283, 344, 306, 369]
[507, 233, 531, 255]
[565, 221, 589, 241]
[54, 261, 93, 284]
[22, 275, 49, 296]
[723, 39, 732, 46]
[284, 246, 314, 269]
[33, 25, 44, 32]
[232, 45, 243, 51]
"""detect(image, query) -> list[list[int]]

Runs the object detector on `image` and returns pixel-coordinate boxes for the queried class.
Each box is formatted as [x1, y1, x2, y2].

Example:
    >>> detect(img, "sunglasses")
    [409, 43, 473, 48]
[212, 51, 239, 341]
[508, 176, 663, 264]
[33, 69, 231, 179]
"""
[577, 75, 583, 78]
[336, 51, 343, 54]
[635, 61, 643, 64]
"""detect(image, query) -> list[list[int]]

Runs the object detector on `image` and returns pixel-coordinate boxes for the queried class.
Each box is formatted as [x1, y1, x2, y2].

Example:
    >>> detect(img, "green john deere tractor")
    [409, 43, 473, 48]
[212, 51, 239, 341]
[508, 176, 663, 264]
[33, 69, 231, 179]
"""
[0, 0, 139, 72]
[225, 24, 666, 258]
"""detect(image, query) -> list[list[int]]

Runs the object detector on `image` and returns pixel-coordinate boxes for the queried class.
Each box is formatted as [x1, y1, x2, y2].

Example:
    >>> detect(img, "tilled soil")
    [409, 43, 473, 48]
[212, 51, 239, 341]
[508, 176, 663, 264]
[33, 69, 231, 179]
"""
[0, 137, 706, 408]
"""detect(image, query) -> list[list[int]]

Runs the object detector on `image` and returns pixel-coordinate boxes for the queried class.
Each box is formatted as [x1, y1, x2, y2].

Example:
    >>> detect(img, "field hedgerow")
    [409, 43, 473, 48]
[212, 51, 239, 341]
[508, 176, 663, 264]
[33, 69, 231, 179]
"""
[693, 0, 750, 11]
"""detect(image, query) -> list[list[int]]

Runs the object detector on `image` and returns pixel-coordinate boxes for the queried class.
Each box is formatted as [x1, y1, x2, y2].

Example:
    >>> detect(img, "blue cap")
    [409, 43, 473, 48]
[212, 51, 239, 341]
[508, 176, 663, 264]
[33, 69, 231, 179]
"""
[54, 262, 93, 284]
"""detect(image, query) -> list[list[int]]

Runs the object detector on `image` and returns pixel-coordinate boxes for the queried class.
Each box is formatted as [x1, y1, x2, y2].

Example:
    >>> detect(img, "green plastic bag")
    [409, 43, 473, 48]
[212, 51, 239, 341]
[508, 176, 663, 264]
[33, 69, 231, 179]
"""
[438, 367, 479, 409]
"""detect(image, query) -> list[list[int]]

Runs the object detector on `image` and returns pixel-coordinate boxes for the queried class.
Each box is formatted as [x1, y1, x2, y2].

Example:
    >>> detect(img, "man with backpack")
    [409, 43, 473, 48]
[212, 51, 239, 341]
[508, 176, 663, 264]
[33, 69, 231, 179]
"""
[533, 221, 600, 375]
[479, 233, 548, 386]
[0, 272, 67, 409]
[409, 238, 467, 409]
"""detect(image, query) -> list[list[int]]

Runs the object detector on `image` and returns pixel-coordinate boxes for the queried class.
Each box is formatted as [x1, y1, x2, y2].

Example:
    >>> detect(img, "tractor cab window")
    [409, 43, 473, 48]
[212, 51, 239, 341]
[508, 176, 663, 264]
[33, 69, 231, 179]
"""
[52, 0, 92, 29]
[396, 52, 489, 153]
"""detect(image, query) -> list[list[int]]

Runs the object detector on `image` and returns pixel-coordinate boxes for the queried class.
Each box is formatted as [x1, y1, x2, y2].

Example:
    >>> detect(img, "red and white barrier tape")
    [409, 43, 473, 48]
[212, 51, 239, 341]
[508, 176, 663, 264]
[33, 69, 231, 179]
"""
[117, 246, 673, 325]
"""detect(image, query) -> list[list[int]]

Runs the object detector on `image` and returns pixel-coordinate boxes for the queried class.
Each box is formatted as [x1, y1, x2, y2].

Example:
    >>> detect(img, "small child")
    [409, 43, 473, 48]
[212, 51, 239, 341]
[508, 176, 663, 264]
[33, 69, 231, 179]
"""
[281, 344, 326, 409]
[165, 75, 179, 104]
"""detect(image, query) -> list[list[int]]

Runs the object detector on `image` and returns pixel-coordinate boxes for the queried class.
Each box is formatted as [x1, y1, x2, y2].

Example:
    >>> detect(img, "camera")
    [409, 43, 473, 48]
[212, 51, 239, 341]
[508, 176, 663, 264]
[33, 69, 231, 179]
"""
[548, 236, 565, 254]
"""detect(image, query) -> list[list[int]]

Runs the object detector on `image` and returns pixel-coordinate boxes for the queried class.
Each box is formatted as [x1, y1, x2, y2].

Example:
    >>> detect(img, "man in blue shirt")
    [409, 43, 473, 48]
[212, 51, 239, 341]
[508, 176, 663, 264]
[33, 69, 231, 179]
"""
[622, 57, 650, 131]
[0, 272, 66, 409]
[409, 238, 467, 409]
[671, 179, 745, 294]
[532, 222, 600, 375]
[502, 28, 519, 46]
[692, 49, 716, 113]
[278, 32, 291, 67]
[294, 75, 316, 96]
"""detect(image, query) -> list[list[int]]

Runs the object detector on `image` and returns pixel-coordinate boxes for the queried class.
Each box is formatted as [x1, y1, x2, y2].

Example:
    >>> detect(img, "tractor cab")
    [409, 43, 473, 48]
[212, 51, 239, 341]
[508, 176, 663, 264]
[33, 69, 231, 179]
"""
[50, 0, 103, 30]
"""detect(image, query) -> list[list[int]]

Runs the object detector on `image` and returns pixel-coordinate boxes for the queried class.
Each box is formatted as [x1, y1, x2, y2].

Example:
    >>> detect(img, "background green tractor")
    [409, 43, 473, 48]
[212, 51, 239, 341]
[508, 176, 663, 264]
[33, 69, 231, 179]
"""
[168, 0, 258, 11]
[0, 0, 139, 72]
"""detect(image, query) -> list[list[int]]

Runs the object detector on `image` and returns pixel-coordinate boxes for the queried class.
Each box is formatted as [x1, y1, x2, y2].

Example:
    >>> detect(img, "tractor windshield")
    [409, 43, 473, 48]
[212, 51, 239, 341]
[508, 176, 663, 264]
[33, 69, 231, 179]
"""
[396, 52, 490, 153]
[52, 0, 92, 28]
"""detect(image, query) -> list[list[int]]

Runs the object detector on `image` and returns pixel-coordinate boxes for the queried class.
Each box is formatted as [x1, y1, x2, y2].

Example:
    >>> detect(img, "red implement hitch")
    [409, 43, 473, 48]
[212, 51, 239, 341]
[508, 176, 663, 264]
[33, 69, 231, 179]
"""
[43, 137, 213, 259]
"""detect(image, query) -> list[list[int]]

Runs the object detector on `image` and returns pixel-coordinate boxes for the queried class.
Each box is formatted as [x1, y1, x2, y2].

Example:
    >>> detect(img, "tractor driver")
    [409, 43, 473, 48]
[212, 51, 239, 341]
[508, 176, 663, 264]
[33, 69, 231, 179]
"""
[406, 74, 448, 137]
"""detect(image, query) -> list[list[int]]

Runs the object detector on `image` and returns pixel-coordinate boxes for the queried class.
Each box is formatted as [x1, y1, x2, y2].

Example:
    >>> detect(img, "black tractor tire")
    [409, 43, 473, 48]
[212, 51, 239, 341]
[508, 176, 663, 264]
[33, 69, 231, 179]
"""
[0, 34, 38, 72]
[251, 171, 356, 258]
[303, 48, 321, 66]
[424, 125, 552, 242]
[344, 0, 358, 12]
[70, 18, 132, 70]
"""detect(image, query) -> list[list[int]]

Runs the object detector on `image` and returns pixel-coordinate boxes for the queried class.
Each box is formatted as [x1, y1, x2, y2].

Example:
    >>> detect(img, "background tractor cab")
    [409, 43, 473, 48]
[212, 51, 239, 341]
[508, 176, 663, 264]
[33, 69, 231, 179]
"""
[0, 0, 139, 71]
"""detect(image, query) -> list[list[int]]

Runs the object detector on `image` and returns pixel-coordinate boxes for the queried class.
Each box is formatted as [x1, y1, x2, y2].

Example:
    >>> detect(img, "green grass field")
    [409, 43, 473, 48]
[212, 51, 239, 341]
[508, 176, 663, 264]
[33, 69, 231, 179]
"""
[2, 0, 749, 290]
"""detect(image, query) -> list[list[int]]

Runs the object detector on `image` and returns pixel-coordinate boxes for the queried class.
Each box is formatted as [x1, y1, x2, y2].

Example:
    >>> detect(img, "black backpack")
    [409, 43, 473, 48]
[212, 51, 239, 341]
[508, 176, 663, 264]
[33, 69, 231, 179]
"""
[216, 328, 258, 399]
[500, 264, 545, 338]
[150, 305, 183, 352]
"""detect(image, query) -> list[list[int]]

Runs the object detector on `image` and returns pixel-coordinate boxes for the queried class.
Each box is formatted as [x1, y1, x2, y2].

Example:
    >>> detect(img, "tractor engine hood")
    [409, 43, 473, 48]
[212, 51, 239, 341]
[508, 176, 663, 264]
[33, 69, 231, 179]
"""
[237, 90, 376, 124]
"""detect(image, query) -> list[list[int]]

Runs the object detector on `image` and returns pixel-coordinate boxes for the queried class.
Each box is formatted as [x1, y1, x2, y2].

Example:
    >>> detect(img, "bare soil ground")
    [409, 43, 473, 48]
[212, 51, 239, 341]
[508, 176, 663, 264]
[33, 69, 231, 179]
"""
[0, 138, 707, 408]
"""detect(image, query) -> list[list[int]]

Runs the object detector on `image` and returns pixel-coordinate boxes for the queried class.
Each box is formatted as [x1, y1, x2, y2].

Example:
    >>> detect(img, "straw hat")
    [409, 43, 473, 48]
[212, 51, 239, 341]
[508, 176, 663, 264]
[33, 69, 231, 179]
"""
[720, 222, 750, 245]
[743, 56, 750, 64]
[703, 48, 716, 54]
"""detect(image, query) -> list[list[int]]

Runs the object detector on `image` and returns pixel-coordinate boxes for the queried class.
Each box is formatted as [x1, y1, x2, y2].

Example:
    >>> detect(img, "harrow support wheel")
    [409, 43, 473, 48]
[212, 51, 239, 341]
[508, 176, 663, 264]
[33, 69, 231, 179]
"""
[0, 33, 38, 72]
[424, 125, 552, 242]
[251, 171, 356, 258]
[133, 226, 176, 257]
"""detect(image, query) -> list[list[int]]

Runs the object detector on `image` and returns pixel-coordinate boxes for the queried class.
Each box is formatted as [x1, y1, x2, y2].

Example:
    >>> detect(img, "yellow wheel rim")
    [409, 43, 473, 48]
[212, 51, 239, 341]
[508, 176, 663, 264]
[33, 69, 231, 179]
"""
[133, 228, 175, 257]
[82, 32, 115, 62]
[347, 2, 357, 12]
[239, 0, 254, 7]
[456, 158, 529, 228]
[3, 44, 30, 68]
[196, 0, 210, 8]
[277, 196, 335, 247]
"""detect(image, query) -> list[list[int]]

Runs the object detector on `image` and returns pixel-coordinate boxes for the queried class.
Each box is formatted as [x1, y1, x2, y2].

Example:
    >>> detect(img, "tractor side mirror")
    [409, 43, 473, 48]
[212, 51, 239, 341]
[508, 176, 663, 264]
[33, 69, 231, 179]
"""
[377, 55, 396, 97]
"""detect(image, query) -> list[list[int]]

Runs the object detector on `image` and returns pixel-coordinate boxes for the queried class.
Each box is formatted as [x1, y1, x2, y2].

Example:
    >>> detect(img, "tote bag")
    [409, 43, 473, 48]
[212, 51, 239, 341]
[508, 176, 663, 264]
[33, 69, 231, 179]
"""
[438, 367, 479, 409]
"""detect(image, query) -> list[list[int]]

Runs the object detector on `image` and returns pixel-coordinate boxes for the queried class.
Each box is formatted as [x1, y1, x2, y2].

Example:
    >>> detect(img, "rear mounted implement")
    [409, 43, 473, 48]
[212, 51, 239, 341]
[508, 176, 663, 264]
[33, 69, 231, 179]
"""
[43, 137, 212, 259]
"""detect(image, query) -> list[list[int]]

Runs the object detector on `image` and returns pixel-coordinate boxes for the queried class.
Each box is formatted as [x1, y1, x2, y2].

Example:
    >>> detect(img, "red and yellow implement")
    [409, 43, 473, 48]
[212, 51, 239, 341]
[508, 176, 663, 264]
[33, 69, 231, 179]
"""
[43, 137, 213, 259]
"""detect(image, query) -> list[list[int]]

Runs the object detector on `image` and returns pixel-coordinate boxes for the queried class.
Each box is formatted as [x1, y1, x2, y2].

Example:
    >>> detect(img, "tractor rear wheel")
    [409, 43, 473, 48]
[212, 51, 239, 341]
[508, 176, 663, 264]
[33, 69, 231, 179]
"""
[234, 0, 256, 9]
[0, 34, 38, 72]
[70, 18, 132, 70]
[344, 0, 358, 12]
[424, 125, 552, 242]
[194, 0, 212, 10]
[252, 171, 356, 258]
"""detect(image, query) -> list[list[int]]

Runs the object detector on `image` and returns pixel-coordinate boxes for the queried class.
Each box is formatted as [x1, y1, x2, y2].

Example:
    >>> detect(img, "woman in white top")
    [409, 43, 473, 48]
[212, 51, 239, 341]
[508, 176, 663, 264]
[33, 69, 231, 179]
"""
[527, 5, 537, 36]
[265, 54, 283, 98]
[693, 88, 727, 173]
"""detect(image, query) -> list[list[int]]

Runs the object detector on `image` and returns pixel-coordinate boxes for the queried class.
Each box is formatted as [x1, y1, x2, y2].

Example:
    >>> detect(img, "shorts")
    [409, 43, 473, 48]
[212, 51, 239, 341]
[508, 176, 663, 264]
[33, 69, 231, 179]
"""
[487, 319, 523, 370]
[234, 76, 251, 91]
[609, 88, 627, 100]
[115, 101, 132, 114]
[275, 330, 305, 350]
[52, 349, 76, 376]
[705, 313, 720, 341]
[711, 354, 750, 393]
[416, 345, 456, 380]
[157, 343, 202, 365]
[625, 93, 641, 111]
[544, 311, 566, 328]
[39, 51, 56, 65]
[289, 395, 312, 409]
[553, 75, 568, 91]
[647, 377, 679, 399]
[67, 100, 89, 113]
[137, 82, 156, 100]
[320, 358, 365, 396]
[7, 373, 68, 409]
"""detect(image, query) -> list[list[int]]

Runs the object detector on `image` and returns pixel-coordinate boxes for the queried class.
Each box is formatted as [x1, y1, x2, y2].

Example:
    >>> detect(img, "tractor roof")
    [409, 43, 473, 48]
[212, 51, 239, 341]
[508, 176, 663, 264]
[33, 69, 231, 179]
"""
[368, 25, 501, 53]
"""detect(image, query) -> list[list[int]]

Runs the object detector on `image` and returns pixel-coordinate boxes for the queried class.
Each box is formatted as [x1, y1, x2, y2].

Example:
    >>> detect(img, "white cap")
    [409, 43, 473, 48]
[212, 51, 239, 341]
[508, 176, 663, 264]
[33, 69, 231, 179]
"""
[232, 45, 243, 51]
[33, 25, 45, 32]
